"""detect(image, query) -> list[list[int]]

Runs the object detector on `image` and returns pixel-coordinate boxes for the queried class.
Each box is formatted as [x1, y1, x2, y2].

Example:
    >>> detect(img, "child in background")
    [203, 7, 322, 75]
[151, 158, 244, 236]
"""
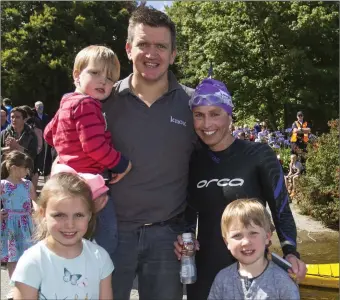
[11, 172, 114, 300]
[1, 150, 37, 299]
[208, 198, 300, 300]
[285, 154, 304, 197]
[44, 45, 132, 258]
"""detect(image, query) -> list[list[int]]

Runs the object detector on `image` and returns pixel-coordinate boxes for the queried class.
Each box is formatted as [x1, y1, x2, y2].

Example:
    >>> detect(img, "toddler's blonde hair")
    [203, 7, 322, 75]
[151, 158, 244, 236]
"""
[73, 45, 120, 83]
[221, 198, 275, 240]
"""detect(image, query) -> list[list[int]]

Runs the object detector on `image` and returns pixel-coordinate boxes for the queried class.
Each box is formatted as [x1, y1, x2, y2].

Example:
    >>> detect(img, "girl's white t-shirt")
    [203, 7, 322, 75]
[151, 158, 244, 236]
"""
[11, 239, 114, 300]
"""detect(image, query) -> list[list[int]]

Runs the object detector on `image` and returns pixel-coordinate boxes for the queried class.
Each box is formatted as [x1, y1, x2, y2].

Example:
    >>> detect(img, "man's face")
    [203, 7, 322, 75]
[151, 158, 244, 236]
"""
[11, 111, 25, 129]
[126, 24, 176, 83]
[35, 104, 44, 114]
[1, 110, 7, 126]
[297, 113, 303, 122]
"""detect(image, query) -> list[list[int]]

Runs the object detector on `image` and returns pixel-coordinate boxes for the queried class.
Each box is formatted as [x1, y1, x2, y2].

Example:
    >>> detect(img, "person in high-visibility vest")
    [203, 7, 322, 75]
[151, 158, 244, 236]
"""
[290, 111, 311, 157]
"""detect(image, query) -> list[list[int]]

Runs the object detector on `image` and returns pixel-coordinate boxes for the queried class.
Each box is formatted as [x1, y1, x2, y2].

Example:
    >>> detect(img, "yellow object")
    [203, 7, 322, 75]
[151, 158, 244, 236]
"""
[300, 263, 339, 289]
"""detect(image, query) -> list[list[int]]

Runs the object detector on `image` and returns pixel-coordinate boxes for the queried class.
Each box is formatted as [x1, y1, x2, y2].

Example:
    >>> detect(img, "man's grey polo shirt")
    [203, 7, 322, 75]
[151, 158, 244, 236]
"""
[102, 72, 196, 229]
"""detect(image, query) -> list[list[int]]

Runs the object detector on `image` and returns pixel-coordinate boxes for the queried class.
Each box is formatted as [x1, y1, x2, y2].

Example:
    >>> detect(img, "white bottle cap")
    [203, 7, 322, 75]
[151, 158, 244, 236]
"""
[182, 233, 193, 241]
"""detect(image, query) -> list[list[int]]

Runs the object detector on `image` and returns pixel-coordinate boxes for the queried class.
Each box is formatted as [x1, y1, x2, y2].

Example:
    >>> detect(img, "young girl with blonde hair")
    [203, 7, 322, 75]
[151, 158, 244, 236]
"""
[11, 173, 114, 300]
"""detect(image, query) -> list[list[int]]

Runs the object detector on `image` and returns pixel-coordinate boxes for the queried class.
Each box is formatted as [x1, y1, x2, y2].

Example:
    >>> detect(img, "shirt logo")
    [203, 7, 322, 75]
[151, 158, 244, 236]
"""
[170, 116, 186, 127]
[197, 178, 244, 188]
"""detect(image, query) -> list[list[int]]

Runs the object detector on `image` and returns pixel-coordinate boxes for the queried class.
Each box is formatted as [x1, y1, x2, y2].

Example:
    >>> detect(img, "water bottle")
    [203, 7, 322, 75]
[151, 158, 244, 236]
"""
[180, 233, 197, 284]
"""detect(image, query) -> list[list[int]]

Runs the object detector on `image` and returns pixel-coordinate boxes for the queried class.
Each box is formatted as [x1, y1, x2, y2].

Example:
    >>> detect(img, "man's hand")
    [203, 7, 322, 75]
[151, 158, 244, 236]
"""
[174, 234, 200, 260]
[285, 254, 307, 282]
[109, 161, 132, 184]
[6, 137, 21, 151]
[93, 194, 108, 213]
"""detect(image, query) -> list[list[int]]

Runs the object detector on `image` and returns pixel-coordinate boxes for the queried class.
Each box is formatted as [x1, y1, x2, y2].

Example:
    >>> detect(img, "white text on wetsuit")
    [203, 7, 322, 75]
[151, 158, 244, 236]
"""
[197, 178, 244, 188]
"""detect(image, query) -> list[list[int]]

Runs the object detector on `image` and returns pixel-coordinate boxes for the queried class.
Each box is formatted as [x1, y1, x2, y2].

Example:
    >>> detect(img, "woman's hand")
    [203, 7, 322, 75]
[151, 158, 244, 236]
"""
[174, 234, 200, 260]
[286, 254, 307, 282]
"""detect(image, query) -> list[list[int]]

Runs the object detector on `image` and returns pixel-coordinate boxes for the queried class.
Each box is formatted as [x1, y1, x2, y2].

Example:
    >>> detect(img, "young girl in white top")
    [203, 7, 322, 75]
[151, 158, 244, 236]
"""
[11, 172, 114, 300]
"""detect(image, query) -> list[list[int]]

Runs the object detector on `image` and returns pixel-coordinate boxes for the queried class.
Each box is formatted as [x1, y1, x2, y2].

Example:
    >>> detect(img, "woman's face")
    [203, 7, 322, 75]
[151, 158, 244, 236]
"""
[193, 106, 232, 151]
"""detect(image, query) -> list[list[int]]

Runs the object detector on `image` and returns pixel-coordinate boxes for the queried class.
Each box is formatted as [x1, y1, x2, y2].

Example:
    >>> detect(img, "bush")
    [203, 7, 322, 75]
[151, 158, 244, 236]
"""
[295, 119, 339, 229]
[274, 147, 291, 173]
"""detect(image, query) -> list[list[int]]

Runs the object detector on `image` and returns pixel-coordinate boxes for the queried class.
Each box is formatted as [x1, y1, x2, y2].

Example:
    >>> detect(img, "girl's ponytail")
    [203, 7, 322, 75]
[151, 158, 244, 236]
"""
[1, 150, 33, 179]
[1, 160, 9, 179]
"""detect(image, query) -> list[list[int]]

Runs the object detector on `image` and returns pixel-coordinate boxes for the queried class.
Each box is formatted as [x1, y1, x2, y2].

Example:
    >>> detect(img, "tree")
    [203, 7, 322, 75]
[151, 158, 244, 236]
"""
[167, 2, 339, 129]
[1, 1, 136, 114]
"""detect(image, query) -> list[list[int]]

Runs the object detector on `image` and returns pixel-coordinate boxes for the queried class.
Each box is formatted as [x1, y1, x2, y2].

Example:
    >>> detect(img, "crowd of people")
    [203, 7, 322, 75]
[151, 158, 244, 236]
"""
[1, 6, 309, 300]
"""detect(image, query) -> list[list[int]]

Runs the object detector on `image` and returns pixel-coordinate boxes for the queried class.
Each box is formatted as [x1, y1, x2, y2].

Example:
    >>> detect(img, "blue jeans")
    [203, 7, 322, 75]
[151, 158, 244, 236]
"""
[112, 220, 185, 300]
[93, 196, 118, 258]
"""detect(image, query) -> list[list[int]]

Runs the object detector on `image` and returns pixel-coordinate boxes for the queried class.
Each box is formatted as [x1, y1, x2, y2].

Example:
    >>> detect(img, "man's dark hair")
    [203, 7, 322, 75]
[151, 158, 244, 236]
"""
[19, 105, 35, 118]
[1, 105, 8, 115]
[127, 6, 176, 51]
[11, 107, 27, 120]
[3, 98, 12, 106]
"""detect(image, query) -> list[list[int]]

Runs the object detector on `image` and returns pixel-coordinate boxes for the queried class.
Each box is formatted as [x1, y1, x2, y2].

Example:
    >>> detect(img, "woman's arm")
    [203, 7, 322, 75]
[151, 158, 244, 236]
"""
[99, 274, 113, 300]
[13, 282, 38, 300]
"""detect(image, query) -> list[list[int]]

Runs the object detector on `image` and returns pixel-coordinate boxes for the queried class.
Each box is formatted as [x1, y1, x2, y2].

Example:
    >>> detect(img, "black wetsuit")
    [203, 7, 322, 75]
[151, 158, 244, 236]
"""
[186, 139, 298, 300]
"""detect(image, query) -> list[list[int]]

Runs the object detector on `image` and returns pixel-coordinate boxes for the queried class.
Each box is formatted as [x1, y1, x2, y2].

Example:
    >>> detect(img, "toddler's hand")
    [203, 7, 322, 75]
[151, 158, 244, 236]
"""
[109, 161, 132, 184]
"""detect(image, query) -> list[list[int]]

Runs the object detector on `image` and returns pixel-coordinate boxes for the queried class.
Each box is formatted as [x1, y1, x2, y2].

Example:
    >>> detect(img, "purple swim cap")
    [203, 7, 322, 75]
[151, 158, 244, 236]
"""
[189, 78, 233, 115]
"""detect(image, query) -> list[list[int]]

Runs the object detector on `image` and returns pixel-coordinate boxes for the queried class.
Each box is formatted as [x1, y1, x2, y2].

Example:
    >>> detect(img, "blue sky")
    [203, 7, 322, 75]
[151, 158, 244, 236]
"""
[145, 1, 173, 12]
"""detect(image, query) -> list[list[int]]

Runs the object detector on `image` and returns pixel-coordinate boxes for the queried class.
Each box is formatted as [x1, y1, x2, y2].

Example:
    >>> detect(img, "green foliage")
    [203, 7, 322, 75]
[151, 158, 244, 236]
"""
[167, 2, 339, 129]
[295, 120, 339, 229]
[273, 147, 291, 173]
[1, 1, 136, 114]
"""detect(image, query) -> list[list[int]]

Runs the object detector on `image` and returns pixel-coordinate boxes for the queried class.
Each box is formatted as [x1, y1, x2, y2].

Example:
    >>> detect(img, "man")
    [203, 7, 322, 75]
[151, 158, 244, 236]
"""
[1, 107, 38, 162]
[34, 101, 52, 179]
[34, 101, 49, 129]
[102, 6, 196, 300]
[290, 111, 311, 158]
[3, 98, 13, 123]
[1, 109, 9, 131]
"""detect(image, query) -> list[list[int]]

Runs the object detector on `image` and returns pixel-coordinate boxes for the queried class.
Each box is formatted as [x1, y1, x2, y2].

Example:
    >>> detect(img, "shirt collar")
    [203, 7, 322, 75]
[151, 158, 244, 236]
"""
[116, 71, 182, 96]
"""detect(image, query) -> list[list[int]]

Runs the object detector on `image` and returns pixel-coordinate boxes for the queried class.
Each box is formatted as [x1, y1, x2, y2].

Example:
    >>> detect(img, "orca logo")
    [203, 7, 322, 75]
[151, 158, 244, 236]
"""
[197, 178, 244, 188]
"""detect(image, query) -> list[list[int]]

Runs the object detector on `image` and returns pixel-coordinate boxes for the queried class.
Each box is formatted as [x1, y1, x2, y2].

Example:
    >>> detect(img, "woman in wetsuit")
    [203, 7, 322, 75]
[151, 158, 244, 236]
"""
[175, 78, 306, 300]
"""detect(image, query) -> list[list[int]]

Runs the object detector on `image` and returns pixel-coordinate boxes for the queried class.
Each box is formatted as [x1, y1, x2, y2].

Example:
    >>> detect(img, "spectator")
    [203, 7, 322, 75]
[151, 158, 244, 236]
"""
[290, 111, 311, 156]
[34, 101, 52, 179]
[34, 101, 49, 129]
[1, 109, 9, 131]
[0, 107, 38, 162]
[20, 105, 43, 188]
[237, 131, 245, 140]
[3, 98, 13, 123]
[285, 154, 304, 197]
